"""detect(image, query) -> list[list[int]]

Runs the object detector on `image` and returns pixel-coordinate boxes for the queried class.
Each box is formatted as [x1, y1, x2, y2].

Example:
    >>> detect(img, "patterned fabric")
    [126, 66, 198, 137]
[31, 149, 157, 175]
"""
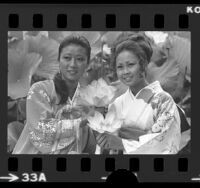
[111, 81, 181, 154]
[13, 80, 92, 154]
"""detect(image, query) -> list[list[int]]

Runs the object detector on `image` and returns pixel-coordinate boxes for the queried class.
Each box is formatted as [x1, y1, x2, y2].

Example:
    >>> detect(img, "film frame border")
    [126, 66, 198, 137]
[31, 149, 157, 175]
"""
[0, 3, 199, 183]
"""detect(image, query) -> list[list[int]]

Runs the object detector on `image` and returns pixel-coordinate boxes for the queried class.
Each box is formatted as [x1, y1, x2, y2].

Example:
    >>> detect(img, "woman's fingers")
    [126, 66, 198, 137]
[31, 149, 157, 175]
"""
[96, 133, 109, 149]
[94, 131, 109, 148]
[96, 134, 108, 146]
[99, 138, 109, 149]
[96, 133, 105, 142]
[96, 135, 105, 144]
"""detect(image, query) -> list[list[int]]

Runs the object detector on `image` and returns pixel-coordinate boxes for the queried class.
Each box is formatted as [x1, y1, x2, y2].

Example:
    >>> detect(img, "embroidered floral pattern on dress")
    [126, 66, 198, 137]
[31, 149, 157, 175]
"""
[151, 96, 160, 110]
[151, 93, 175, 133]
[29, 131, 53, 150]
[151, 123, 162, 133]
[152, 114, 174, 133]
[39, 90, 51, 103]
[27, 90, 34, 100]
[27, 83, 38, 100]
[29, 119, 59, 150]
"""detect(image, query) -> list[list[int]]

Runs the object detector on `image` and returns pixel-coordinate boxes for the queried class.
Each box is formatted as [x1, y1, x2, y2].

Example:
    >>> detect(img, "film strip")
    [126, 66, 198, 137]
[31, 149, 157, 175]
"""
[0, 3, 199, 183]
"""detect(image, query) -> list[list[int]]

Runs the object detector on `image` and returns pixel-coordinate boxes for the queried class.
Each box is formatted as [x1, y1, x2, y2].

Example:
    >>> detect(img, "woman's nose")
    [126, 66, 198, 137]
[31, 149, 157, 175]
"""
[122, 66, 130, 74]
[69, 58, 77, 67]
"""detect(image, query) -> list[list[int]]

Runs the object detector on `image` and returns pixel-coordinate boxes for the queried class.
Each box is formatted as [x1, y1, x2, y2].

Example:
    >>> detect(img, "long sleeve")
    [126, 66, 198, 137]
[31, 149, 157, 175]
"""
[121, 92, 181, 154]
[26, 81, 59, 153]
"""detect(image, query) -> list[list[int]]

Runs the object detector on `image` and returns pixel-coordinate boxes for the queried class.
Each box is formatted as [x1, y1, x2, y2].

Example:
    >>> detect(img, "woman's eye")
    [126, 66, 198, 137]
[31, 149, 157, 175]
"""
[77, 57, 85, 62]
[128, 63, 134, 66]
[117, 66, 123, 69]
[64, 56, 71, 61]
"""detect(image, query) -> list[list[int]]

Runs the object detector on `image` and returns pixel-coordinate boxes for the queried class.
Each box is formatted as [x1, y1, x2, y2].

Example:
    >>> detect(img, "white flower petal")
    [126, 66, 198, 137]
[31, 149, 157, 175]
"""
[105, 110, 115, 126]
[87, 111, 105, 131]
[79, 78, 117, 107]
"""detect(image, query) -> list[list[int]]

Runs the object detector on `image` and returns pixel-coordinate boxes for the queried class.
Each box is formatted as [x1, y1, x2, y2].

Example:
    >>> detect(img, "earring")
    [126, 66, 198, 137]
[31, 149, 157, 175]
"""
[59, 67, 62, 77]
[60, 71, 65, 80]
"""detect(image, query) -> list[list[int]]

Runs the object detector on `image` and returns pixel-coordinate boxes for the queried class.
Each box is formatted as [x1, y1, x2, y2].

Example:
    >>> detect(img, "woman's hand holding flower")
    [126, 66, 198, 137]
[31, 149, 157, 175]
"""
[95, 132, 124, 150]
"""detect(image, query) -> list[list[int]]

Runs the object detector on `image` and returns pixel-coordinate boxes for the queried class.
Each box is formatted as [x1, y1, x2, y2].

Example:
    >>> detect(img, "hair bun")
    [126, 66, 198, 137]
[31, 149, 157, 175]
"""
[128, 33, 153, 63]
[113, 32, 153, 63]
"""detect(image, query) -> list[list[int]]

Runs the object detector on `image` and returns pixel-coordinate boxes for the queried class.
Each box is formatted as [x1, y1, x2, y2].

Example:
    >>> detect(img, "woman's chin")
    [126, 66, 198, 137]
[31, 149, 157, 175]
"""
[65, 76, 80, 83]
[121, 80, 133, 87]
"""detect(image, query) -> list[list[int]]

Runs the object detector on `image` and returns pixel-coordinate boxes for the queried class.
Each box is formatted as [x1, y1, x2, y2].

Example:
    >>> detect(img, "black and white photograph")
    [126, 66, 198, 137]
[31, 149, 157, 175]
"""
[7, 31, 191, 155]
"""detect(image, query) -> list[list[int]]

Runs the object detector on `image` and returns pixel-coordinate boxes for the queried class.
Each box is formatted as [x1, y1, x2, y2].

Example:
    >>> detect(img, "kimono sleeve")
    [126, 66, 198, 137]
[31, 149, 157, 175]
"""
[122, 92, 181, 154]
[26, 81, 59, 154]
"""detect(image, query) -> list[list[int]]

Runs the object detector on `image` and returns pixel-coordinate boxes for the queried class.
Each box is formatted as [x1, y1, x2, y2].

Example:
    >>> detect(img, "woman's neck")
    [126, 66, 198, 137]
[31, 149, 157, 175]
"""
[64, 79, 78, 99]
[130, 79, 148, 96]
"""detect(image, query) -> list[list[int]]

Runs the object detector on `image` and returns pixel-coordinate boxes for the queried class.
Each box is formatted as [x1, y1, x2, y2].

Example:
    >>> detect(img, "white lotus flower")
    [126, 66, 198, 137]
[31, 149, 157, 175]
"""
[78, 78, 117, 107]
[87, 104, 122, 133]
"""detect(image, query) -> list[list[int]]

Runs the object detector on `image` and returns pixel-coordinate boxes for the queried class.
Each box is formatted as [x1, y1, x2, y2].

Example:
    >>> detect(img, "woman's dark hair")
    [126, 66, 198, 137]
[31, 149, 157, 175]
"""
[58, 34, 91, 62]
[112, 32, 153, 73]
[54, 35, 91, 105]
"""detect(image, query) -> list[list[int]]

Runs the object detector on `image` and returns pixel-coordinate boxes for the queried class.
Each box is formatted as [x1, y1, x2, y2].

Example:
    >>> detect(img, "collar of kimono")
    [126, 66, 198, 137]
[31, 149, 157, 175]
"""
[128, 81, 162, 103]
[68, 82, 80, 105]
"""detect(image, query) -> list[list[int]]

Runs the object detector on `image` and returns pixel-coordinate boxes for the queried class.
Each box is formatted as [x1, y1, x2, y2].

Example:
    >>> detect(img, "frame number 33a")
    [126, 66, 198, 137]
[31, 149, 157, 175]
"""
[22, 173, 47, 182]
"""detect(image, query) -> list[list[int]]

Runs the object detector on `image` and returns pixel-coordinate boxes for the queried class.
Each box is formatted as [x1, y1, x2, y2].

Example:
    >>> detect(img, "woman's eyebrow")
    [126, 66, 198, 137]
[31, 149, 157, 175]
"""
[125, 59, 137, 63]
[62, 53, 71, 56]
[76, 55, 85, 57]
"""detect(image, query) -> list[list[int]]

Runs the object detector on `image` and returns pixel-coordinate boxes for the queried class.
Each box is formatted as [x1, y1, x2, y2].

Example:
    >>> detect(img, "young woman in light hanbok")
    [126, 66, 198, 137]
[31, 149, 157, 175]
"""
[96, 33, 181, 154]
[13, 35, 96, 154]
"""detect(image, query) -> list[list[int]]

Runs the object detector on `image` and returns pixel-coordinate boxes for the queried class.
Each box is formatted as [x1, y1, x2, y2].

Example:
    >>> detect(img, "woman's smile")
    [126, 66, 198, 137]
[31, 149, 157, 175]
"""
[67, 69, 78, 75]
[122, 76, 133, 83]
